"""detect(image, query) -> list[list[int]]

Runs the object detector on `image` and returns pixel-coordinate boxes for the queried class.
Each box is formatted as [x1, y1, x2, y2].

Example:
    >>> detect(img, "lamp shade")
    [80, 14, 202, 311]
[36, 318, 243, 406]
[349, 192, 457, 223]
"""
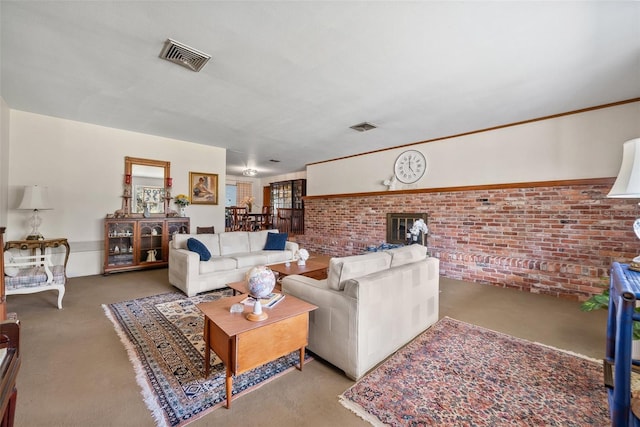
[17, 185, 53, 210]
[608, 138, 640, 198]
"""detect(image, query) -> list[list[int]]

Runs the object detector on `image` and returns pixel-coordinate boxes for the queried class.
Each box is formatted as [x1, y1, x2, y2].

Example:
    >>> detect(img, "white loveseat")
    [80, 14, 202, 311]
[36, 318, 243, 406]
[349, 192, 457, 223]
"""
[168, 230, 298, 297]
[281, 245, 439, 380]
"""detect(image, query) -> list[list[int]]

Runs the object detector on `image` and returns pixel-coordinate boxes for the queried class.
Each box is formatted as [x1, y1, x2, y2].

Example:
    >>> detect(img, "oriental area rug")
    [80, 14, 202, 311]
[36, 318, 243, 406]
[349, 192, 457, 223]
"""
[340, 317, 609, 426]
[103, 289, 310, 427]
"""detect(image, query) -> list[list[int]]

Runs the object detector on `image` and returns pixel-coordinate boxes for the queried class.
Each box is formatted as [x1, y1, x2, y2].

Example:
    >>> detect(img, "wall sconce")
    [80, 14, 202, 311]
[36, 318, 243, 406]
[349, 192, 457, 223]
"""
[166, 177, 173, 188]
[17, 185, 53, 240]
[124, 174, 132, 185]
[608, 137, 640, 270]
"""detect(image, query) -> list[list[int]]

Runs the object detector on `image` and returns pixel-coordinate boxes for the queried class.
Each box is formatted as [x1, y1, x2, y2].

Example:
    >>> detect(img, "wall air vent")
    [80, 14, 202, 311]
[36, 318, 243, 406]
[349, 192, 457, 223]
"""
[159, 39, 211, 72]
[350, 122, 377, 132]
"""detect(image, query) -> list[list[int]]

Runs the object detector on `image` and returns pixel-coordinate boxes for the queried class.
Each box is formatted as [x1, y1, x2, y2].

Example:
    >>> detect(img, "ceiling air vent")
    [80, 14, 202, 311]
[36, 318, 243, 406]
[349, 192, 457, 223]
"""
[159, 39, 211, 72]
[350, 122, 377, 132]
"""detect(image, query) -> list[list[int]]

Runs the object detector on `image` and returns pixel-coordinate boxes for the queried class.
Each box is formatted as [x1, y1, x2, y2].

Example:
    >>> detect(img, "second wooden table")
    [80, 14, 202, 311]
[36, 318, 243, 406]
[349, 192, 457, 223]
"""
[198, 294, 317, 408]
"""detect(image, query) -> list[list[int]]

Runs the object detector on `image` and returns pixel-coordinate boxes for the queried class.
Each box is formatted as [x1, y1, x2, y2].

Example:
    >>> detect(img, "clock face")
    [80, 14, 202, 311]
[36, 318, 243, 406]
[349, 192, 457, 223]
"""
[394, 150, 427, 184]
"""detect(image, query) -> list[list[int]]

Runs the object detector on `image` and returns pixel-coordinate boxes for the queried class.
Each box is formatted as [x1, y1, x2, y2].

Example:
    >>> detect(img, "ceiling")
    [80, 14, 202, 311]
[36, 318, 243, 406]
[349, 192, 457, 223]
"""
[2, 1, 639, 178]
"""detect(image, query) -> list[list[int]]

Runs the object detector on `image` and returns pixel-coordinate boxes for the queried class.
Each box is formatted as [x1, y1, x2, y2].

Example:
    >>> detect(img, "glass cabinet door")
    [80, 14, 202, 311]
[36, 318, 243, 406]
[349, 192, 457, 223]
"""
[106, 220, 135, 267]
[139, 221, 163, 263]
[167, 219, 190, 240]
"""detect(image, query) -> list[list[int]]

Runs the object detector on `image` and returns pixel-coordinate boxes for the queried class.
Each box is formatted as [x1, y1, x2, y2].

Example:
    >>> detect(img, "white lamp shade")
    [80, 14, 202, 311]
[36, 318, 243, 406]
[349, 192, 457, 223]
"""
[17, 185, 53, 210]
[608, 138, 640, 198]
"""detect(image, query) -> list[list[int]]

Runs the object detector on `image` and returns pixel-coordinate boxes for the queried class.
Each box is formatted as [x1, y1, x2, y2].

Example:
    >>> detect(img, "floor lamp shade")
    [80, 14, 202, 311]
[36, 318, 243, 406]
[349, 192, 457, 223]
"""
[608, 138, 640, 198]
[17, 185, 53, 240]
[607, 137, 640, 270]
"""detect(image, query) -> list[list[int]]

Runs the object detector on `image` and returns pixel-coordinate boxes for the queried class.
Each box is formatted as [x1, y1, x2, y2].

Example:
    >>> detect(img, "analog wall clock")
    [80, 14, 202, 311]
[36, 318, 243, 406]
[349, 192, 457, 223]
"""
[394, 150, 427, 184]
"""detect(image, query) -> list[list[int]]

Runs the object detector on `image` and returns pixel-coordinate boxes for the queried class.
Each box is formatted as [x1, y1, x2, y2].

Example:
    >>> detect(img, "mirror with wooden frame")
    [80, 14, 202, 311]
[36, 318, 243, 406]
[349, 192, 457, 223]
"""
[122, 157, 172, 217]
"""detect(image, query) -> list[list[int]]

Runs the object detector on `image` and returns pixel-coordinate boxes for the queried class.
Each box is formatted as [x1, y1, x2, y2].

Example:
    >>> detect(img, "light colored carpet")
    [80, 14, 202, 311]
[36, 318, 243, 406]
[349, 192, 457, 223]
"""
[9, 269, 607, 426]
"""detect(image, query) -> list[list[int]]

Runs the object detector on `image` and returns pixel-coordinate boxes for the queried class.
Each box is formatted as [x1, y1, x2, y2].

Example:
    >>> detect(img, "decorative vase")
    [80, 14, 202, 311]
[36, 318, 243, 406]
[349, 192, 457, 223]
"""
[247, 203, 252, 212]
[146, 249, 157, 262]
[179, 206, 186, 217]
[143, 204, 151, 218]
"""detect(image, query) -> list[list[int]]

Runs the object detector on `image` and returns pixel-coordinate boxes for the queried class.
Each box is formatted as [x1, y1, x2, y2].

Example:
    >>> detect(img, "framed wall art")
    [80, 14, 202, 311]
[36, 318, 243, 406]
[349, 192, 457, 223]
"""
[134, 185, 165, 214]
[189, 172, 218, 205]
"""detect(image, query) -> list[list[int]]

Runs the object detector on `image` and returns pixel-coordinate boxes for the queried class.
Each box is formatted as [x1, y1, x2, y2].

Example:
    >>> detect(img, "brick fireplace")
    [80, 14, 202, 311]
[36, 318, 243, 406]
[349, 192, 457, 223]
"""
[295, 178, 637, 300]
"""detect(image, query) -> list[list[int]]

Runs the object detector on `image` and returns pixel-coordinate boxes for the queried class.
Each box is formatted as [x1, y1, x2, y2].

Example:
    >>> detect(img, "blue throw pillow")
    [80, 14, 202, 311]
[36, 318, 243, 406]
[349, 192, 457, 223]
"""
[187, 238, 211, 261]
[264, 232, 288, 251]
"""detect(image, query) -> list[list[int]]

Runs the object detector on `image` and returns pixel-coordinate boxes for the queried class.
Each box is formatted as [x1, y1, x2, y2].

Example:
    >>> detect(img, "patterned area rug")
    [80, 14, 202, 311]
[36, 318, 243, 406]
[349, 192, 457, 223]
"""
[104, 289, 310, 427]
[340, 317, 609, 426]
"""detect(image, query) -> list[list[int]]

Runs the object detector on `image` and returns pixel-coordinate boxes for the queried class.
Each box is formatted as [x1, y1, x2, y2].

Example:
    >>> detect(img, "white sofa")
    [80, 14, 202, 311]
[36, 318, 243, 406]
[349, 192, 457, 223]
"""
[281, 245, 439, 380]
[169, 230, 298, 297]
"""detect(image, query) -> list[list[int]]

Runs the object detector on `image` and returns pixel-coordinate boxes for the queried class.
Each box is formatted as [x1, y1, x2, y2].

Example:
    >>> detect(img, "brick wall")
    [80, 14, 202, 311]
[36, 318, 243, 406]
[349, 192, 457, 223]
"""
[296, 180, 638, 300]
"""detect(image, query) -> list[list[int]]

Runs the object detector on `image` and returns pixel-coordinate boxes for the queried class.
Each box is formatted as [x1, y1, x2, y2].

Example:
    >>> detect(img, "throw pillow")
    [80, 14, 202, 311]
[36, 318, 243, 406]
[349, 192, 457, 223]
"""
[3, 251, 19, 277]
[264, 232, 288, 251]
[187, 238, 211, 261]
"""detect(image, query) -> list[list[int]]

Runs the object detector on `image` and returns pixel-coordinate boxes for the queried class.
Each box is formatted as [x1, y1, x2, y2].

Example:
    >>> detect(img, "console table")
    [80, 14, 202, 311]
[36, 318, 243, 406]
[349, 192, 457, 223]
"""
[605, 262, 640, 426]
[4, 238, 70, 273]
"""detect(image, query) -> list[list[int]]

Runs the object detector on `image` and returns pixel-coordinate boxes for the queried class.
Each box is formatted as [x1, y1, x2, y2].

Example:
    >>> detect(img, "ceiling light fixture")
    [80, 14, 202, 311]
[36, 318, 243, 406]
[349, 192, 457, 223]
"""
[350, 122, 377, 132]
[243, 169, 258, 177]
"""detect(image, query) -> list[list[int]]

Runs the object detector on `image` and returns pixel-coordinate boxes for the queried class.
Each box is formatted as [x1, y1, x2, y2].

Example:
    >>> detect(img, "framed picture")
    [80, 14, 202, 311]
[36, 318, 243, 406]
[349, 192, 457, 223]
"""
[189, 172, 218, 205]
[134, 186, 165, 214]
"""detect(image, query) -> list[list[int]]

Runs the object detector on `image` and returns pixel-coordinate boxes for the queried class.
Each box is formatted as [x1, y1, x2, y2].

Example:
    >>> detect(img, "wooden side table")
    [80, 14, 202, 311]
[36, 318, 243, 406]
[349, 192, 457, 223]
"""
[198, 294, 317, 408]
[4, 238, 70, 274]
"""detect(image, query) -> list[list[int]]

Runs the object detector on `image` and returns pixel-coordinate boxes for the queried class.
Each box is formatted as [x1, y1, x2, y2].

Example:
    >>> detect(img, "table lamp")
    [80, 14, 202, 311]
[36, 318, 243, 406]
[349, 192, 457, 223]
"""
[17, 185, 53, 240]
[608, 137, 640, 271]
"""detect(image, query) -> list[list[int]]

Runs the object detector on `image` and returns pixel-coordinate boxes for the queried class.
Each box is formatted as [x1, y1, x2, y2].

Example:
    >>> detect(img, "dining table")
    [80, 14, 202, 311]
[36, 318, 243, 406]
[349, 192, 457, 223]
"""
[243, 212, 269, 231]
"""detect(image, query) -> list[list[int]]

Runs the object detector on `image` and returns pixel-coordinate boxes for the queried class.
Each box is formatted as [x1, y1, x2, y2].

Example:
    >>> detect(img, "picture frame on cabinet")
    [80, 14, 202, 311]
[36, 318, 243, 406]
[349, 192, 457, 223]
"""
[189, 172, 218, 205]
[134, 186, 165, 214]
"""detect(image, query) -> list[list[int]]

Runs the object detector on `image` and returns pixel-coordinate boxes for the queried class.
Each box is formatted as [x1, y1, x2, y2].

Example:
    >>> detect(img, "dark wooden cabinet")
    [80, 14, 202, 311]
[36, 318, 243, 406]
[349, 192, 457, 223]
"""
[104, 217, 189, 274]
[270, 179, 306, 210]
[270, 179, 306, 234]
[0, 227, 20, 427]
[0, 228, 5, 320]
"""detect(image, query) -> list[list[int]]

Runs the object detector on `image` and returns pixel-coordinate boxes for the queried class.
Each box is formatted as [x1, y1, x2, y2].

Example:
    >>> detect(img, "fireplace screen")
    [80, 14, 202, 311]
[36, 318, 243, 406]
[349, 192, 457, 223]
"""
[386, 213, 428, 244]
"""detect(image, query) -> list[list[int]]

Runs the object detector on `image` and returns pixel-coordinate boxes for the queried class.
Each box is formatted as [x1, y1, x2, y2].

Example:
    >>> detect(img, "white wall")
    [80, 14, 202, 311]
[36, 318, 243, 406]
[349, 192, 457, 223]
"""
[7, 110, 226, 277]
[307, 102, 640, 195]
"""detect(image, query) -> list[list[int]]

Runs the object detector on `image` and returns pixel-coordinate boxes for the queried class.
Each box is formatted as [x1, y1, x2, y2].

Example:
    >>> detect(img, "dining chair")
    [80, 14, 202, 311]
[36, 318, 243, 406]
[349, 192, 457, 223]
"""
[230, 206, 248, 231]
[261, 206, 274, 230]
[196, 226, 215, 234]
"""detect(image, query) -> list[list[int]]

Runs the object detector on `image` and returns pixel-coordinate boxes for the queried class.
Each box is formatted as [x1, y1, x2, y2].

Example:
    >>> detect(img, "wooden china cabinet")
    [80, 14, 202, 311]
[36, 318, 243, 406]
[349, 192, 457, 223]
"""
[103, 217, 189, 274]
[270, 179, 306, 234]
[104, 156, 191, 274]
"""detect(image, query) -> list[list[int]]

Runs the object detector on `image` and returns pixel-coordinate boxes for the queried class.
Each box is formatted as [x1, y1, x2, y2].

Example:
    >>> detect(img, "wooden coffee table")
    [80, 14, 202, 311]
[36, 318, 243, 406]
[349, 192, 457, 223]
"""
[227, 256, 330, 295]
[198, 294, 317, 409]
[270, 256, 330, 281]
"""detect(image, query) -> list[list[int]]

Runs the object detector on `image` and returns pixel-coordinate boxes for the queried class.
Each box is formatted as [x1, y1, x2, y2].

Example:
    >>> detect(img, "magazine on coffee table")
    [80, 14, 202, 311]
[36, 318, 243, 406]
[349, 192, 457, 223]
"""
[241, 292, 285, 309]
